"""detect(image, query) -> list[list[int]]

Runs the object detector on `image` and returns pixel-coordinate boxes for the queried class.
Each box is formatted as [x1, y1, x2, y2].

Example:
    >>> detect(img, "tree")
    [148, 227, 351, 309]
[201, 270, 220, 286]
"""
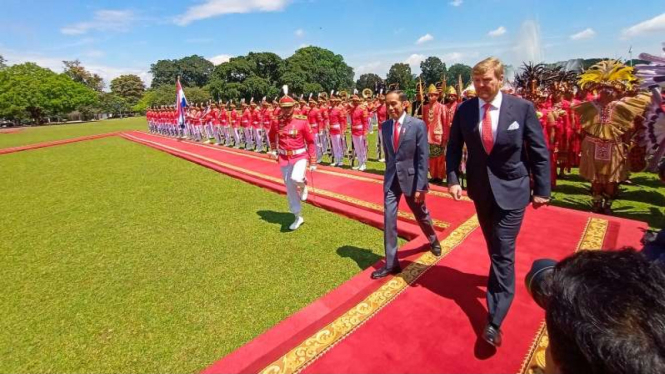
[150, 55, 214, 88]
[63, 60, 104, 92]
[281, 46, 354, 95]
[110, 75, 145, 106]
[446, 63, 473, 87]
[99, 93, 130, 117]
[386, 63, 413, 91]
[420, 57, 447, 87]
[356, 73, 384, 93]
[0, 63, 97, 123]
[0, 55, 6, 70]
[138, 85, 212, 108]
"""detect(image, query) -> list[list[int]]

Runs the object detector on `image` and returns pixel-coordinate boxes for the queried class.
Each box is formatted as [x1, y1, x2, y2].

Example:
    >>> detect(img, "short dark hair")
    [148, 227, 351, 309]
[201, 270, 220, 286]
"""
[387, 90, 408, 102]
[544, 249, 665, 374]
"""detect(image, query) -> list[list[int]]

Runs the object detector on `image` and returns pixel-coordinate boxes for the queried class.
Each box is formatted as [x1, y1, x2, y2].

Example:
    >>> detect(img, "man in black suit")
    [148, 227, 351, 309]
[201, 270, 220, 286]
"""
[371, 90, 441, 279]
[446, 57, 551, 347]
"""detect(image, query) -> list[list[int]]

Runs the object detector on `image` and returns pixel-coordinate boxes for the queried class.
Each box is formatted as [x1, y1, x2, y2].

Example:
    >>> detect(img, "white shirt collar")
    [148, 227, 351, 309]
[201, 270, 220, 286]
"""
[479, 91, 503, 110]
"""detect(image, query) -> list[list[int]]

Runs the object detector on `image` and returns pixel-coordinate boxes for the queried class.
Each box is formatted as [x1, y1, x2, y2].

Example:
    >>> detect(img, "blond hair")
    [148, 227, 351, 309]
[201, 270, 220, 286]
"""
[472, 57, 504, 80]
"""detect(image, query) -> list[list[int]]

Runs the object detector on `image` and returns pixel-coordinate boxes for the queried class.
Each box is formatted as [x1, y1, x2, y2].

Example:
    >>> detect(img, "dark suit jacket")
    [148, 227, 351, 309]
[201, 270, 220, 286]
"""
[446, 94, 551, 210]
[382, 114, 429, 197]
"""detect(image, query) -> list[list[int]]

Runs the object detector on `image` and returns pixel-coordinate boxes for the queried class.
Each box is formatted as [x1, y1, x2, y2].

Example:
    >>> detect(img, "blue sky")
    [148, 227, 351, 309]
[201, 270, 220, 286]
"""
[1, 0, 663, 88]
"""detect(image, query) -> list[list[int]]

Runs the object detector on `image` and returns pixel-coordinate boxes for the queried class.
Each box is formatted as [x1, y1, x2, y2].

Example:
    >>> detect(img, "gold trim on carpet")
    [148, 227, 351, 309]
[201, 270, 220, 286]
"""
[123, 134, 450, 230]
[146, 133, 472, 203]
[518, 217, 608, 374]
[259, 215, 480, 374]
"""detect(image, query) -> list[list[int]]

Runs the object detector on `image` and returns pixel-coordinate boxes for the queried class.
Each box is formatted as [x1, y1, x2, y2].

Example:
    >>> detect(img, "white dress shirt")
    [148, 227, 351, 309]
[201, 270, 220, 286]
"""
[478, 91, 503, 140]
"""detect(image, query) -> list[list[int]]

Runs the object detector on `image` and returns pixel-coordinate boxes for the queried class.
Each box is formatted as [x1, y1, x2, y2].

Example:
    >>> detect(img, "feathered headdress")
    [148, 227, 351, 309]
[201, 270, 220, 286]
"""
[578, 60, 637, 91]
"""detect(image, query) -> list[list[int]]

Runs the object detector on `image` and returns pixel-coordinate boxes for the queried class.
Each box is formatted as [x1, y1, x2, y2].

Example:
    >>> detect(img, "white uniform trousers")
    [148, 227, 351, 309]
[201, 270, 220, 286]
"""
[331, 134, 344, 165]
[280, 158, 308, 216]
[352, 135, 368, 166]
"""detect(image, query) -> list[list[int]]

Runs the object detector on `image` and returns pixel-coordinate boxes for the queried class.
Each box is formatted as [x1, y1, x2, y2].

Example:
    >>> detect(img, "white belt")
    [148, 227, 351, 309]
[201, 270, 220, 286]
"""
[352, 125, 364, 129]
[330, 124, 341, 129]
[278, 148, 307, 156]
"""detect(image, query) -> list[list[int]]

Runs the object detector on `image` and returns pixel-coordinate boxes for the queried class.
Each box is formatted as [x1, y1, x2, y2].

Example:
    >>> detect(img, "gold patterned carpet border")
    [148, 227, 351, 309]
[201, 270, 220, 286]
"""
[258, 215, 480, 374]
[518, 217, 608, 374]
[145, 132, 471, 202]
[123, 134, 449, 230]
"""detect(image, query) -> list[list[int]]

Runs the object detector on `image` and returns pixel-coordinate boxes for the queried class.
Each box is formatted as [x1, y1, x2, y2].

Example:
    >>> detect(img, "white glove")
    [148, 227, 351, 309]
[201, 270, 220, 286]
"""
[309, 164, 317, 171]
[269, 151, 278, 160]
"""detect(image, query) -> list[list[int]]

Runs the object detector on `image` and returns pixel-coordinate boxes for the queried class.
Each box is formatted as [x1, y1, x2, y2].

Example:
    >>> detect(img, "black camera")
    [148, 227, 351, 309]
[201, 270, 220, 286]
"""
[525, 258, 558, 309]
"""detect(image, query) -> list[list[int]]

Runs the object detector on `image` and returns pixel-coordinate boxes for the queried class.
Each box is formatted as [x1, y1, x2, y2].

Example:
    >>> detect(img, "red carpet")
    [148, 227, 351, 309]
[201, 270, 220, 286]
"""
[0, 132, 120, 155]
[118, 132, 647, 374]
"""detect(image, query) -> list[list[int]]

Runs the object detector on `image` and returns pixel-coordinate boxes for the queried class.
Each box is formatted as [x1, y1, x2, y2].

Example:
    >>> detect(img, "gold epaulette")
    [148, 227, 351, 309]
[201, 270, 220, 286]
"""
[294, 114, 307, 120]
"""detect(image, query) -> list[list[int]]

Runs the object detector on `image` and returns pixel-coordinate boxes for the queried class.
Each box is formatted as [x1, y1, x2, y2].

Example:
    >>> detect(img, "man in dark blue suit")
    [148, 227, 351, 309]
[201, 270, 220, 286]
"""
[446, 58, 551, 347]
[371, 90, 441, 279]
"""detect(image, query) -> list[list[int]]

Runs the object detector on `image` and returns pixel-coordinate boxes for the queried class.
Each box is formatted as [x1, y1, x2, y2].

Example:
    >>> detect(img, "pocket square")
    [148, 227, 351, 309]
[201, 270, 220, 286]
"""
[507, 121, 520, 131]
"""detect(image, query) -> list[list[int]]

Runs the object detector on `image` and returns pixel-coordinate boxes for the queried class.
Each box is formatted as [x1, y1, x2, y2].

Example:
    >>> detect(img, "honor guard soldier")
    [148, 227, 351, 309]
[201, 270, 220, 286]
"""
[269, 86, 317, 231]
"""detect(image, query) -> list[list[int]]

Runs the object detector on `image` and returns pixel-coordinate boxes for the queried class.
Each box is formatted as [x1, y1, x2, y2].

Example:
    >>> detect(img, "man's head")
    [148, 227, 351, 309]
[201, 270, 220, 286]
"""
[472, 57, 505, 102]
[386, 90, 409, 120]
[542, 249, 665, 374]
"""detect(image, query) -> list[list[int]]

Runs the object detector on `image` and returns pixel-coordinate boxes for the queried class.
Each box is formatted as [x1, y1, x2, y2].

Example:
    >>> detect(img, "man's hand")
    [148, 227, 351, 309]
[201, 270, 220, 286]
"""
[414, 190, 427, 204]
[309, 163, 317, 172]
[532, 196, 550, 209]
[269, 151, 278, 160]
[448, 184, 463, 201]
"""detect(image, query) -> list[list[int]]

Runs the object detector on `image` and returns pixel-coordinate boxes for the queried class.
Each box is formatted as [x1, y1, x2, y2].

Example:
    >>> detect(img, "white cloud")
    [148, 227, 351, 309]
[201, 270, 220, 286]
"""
[208, 54, 233, 65]
[441, 52, 464, 63]
[570, 28, 596, 40]
[449, 0, 463, 6]
[298, 43, 310, 49]
[175, 0, 293, 26]
[84, 50, 105, 58]
[622, 13, 665, 38]
[405, 53, 426, 68]
[488, 26, 507, 37]
[355, 61, 382, 75]
[416, 33, 434, 45]
[295, 28, 305, 37]
[61, 10, 136, 35]
[1, 49, 152, 88]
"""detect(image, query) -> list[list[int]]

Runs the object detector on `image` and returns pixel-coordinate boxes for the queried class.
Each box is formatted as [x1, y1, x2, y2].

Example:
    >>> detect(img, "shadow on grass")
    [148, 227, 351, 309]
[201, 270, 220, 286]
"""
[336, 246, 383, 270]
[628, 175, 663, 189]
[257, 210, 294, 232]
[620, 189, 665, 206]
[553, 183, 591, 196]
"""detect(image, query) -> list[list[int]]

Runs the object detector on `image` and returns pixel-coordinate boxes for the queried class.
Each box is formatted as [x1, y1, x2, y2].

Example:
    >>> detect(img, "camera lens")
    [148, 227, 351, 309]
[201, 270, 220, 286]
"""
[526, 259, 558, 308]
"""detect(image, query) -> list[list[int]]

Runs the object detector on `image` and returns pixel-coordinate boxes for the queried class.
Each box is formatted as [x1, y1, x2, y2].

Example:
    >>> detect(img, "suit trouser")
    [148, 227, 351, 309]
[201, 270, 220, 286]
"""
[383, 179, 438, 269]
[280, 158, 307, 216]
[473, 193, 525, 328]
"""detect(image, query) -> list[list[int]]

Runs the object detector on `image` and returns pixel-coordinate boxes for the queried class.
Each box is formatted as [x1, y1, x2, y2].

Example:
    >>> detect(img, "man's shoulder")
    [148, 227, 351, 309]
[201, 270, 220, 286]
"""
[457, 98, 477, 113]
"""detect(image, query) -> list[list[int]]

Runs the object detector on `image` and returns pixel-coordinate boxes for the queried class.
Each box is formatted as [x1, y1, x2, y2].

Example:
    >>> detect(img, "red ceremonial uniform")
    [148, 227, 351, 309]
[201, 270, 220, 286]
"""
[328, 106, 345, 135]
[241, 108, 251, 127]
[350, 105, 369, 136]
[251, 107, 262, 129]
[376, 103, 387, 129]
[230, 109, 239, 128]
[307, 107, 322, 134]
[269, 114, 317, 167]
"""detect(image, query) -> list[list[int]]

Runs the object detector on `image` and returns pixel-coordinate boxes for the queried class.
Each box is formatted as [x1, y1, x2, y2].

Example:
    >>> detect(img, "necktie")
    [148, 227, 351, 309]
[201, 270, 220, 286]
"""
[393, 120, 400, 150]
[482, 103, 494, 153]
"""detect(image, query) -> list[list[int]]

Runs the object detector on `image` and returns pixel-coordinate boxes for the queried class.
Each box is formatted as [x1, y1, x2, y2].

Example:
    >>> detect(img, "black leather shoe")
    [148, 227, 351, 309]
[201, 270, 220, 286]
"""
[371, 265, 401, 279]
[430, 242, 442, 256]
[483, 323, 503, 347]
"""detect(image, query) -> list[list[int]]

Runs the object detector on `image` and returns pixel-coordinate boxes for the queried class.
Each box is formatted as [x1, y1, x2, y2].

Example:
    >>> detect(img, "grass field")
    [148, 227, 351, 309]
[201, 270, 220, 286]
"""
[0, 137, 398, 373]
[0, 117, 146, 148]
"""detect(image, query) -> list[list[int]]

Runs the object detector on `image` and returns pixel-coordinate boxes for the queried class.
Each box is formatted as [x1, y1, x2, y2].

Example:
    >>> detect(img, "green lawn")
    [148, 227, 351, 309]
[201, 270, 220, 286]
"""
[0, 137, 396, 373]
[0, 117, 146, 148]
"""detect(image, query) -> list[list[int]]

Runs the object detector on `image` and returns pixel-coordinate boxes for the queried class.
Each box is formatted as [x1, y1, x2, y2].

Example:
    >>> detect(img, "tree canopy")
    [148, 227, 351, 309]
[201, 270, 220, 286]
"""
[110, 74, 146, 106]
[63, 60, 104, 92]
[0, 63, 97, 123]
[356, 73, 384, 93]
[150, 55, 214, 88]
[420, 57, 447, 87]
[386, 63, 413, 91]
